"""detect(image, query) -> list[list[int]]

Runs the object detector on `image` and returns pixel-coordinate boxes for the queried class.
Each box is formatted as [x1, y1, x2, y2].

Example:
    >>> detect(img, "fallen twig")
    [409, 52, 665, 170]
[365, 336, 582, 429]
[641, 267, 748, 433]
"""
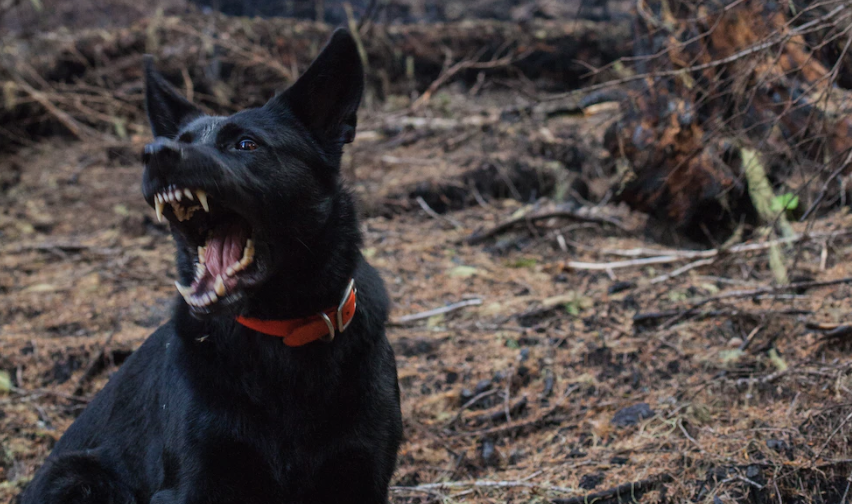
[464, 209, 627, 245]
[801, 148, 852, 220]
[3, 387, 91, 405]
[391, 477, 574, 495]
[566, 255, 686, 271]
[805, 321, 852, 341]
[15, 79, 100, 140]
[378, 114, 496, 131]
[820, 326, 852, 341]
[410, 49, 533, 111]
[415, 196, 463, 229]
[659, 277, 852, 329]
[722, 474, 765, 490]
[390, 298, 483, 325]
[552, 474, 673, 504]
[3, 241, 120, 256]
[649, 257, 716, 283]
[694, 277, 852, 303]
[470, 396, 528, 427]
[454, 384, 579, 439]
[445, 389, 503, 428]
[633, 308, 811, 327]
[575, 230, 852, 272]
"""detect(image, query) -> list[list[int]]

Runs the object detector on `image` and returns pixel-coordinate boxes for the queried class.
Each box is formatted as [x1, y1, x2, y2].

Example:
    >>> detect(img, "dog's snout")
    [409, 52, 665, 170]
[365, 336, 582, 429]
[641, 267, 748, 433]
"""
[142, 139, 182, 166]
[141, 139, 185, 201]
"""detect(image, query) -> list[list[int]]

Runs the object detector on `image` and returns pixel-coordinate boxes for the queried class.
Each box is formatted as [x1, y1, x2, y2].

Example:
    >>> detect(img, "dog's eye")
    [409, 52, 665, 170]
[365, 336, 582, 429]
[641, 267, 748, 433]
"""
[236, 139, 258, 151]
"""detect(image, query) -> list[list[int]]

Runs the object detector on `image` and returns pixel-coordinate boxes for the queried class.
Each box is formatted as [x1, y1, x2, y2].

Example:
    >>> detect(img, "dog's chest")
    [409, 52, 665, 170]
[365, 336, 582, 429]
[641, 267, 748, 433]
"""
[173, 407, 347, 497]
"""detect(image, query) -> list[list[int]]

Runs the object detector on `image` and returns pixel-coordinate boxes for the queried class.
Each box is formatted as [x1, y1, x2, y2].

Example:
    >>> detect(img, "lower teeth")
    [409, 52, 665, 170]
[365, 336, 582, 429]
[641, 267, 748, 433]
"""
[174, 238, 255, 308]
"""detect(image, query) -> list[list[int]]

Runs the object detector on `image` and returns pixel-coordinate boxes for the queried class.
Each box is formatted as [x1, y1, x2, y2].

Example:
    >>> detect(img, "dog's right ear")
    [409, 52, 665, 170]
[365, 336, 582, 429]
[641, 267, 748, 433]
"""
[144, 56, 202, 139]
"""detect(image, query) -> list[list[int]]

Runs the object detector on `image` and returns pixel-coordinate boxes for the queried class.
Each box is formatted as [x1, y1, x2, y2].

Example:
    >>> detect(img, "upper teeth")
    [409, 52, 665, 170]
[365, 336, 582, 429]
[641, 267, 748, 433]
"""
[153, 185, 209, 222]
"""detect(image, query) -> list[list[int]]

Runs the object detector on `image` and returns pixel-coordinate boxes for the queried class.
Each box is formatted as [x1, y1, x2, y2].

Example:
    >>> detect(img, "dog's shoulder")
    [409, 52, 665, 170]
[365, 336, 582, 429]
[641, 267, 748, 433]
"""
[51, 321, 178, 452]
[352, 256, 390, 331]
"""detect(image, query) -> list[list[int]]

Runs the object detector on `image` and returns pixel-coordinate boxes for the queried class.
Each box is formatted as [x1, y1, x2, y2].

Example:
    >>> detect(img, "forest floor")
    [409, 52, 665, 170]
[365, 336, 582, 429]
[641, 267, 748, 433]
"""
[2, 88, 852, 503]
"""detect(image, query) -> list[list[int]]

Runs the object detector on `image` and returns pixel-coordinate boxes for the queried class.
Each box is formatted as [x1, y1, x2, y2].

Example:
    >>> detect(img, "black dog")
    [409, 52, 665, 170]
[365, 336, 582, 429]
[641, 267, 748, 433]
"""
[20, 29, 402, 504]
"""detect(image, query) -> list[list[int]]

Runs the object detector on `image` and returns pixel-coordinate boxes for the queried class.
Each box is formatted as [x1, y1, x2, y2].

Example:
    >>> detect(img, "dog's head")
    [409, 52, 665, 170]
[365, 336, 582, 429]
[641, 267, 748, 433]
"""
[141, 29, 363, 319]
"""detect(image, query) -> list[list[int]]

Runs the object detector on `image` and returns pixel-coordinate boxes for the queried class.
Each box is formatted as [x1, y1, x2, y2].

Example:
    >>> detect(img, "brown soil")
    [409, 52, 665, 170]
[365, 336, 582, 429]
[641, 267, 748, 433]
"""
[2, 89, 852, 504]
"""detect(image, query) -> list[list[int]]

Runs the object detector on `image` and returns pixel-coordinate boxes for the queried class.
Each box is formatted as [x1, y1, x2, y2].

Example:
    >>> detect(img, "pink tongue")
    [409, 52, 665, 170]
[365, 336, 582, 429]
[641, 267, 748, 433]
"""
[205, 220, 248, 279]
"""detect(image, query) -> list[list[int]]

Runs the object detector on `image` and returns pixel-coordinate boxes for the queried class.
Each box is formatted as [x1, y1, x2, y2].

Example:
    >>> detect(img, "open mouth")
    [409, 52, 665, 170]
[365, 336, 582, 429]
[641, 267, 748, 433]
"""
[151, 185, 257, 312]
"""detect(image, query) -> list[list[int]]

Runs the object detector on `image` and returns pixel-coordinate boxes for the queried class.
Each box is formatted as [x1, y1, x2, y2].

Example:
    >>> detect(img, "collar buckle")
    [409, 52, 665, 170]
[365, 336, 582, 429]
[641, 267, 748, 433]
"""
[318, 278, 356, 343]
[336, 278, 356, 333]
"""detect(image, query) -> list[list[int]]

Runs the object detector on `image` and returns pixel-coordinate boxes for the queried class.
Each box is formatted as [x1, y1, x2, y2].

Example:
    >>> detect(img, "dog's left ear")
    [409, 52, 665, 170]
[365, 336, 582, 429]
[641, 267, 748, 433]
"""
[144, 55, 202, 139]
[268, 29, 364, 146]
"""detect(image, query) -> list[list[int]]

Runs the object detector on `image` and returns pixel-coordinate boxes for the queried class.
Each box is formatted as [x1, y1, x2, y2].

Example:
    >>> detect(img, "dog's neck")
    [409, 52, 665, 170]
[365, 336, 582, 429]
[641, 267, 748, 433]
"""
[247, 246, 360, 321]
[232, 188, 360, 322]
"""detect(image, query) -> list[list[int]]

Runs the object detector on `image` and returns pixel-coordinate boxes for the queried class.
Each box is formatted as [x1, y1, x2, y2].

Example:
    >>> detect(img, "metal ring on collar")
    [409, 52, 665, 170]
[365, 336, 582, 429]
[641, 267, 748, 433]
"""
[319, 312, 335, 342]
[337, 278, 356, 333]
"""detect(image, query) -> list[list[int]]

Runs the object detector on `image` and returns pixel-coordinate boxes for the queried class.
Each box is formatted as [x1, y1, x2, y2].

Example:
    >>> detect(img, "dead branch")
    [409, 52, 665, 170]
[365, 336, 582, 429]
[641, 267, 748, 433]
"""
[633, 308, 811, 327]
[390, 298, 483, 325]
[391, 477, 575, 495]
[410, 49, 533, 111]
[463, 209, 627, 245]
[600, 233, 831, 258]
[14, 80, 99, 140]
[2, 388, 91, 405]
[4, 241, 120, 256]
[695, 277, 852, 303]
[378, 114, 496, 131]
[658, 277, 852, 329]
[552, 474, 674, 504]
[454, 384, 579, 439]
[469, 396, 528, 427]
[415, 196, 463, 229]
[569, 230, 852, 271]
[649, 258, 717, 284]
[445, 389, 503, 428]
[566, 255, 689, 271]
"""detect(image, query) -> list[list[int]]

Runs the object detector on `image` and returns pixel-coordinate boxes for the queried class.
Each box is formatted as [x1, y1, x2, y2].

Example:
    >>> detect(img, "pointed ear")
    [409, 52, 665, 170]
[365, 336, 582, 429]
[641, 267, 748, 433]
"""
[267, 29, 364, 145]
[144, 55, 202, 139]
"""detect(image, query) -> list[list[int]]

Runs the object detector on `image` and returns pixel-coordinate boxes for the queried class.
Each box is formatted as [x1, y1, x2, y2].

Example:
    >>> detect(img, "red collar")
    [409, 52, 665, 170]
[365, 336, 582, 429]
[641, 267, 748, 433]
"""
[235, 279, 357, 347]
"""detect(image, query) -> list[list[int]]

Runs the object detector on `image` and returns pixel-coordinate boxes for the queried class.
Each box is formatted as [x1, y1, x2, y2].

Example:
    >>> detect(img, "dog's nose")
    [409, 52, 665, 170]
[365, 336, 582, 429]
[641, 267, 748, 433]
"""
[142, 139, 182, 166]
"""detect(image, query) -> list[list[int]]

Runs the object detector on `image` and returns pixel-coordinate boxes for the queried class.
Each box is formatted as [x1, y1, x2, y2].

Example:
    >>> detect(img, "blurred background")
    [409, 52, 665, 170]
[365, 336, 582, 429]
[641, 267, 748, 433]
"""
[2, 1, 852, 503]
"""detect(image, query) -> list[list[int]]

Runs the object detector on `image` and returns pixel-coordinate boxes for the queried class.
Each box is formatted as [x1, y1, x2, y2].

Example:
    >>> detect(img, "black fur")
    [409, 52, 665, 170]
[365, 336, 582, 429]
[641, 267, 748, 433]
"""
[20, 29, 402, 504]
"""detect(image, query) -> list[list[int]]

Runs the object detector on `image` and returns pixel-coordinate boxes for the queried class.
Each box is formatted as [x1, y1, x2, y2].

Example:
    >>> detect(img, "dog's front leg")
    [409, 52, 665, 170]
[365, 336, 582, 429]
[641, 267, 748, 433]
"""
[19, 450, 137, 504]
[162, 439, 287, 504]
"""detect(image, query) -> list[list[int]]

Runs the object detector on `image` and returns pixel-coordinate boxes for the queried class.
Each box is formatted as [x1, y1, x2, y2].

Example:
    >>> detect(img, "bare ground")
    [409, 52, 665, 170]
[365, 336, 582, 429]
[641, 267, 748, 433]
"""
[2, 90, 852, 503]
